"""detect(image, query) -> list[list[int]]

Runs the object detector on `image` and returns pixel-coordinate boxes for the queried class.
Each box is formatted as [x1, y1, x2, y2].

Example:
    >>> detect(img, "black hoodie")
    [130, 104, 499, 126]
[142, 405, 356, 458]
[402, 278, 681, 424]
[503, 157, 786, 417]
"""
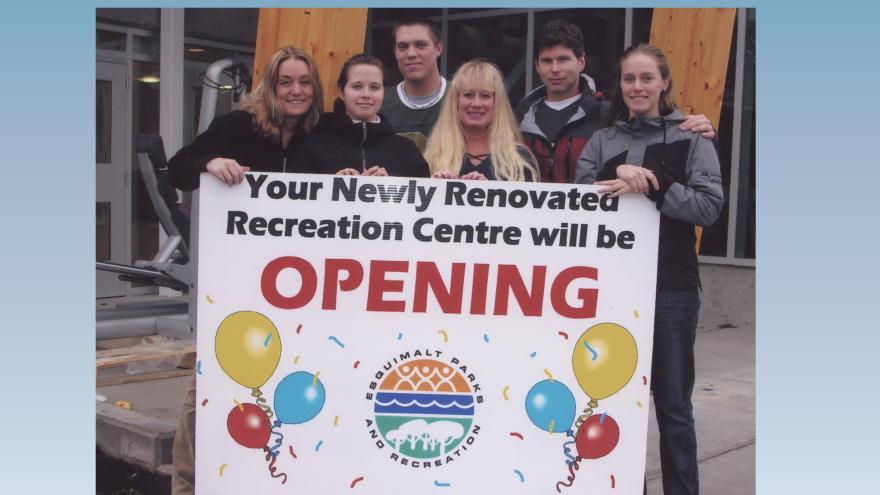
[292, 111, 430, 178]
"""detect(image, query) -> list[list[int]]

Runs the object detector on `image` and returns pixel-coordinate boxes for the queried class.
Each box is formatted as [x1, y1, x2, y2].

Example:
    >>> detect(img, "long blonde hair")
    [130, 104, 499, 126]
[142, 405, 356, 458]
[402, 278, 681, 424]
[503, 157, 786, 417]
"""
[424, 60, 538, 181]
[241, 46, 323, 139]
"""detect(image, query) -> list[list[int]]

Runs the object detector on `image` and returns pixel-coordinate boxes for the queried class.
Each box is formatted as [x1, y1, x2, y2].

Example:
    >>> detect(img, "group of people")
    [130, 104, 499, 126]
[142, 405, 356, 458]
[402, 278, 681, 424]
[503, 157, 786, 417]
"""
[170, 18, 723, 495]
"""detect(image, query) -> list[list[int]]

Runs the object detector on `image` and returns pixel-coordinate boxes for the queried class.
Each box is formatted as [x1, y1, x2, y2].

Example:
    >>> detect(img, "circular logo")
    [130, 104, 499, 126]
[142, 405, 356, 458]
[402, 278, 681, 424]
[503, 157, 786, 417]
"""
[365, 351, 481, 467]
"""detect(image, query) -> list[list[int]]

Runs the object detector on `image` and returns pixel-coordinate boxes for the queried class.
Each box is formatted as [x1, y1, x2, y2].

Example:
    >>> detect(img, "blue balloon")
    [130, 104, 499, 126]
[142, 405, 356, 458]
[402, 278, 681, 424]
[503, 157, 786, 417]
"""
[525, 379, 576, 433]
[274, 371, 326, 425]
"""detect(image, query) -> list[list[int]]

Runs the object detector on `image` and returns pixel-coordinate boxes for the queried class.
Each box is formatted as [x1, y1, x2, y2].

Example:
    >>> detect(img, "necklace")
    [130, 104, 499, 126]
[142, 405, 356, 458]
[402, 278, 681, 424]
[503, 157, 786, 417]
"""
[464, 152, 490, 164]
[397, 77, 447, 110]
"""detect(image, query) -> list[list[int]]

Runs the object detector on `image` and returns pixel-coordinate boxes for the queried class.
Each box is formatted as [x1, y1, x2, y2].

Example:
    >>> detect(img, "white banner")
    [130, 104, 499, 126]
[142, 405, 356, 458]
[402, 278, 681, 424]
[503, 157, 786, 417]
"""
[195, 173, 659, 494]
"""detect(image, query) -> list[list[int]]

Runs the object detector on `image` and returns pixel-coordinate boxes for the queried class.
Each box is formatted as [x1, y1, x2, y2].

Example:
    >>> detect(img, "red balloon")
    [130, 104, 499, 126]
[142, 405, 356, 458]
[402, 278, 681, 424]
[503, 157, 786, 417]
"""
[575, 413, 620, 459]
[227, 403, 271, 449]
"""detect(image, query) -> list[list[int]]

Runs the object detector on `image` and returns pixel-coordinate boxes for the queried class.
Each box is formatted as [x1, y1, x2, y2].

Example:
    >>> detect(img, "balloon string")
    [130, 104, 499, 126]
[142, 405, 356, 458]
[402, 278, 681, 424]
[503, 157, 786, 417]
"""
[574, 403, 594, 430]
[561, 429, 577, 464]
[267, 425, 284, 458]
[555, 456, 582, 492]
[264, 448, 288, 484]
[252, 387, 274, 420]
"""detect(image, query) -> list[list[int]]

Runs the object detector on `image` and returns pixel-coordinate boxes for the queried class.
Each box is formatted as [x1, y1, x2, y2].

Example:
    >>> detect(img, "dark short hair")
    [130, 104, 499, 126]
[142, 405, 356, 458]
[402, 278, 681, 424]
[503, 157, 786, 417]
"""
[392, 18, 441, 44]
[535, 19, 585, 60]
[337, 53, 384, 90]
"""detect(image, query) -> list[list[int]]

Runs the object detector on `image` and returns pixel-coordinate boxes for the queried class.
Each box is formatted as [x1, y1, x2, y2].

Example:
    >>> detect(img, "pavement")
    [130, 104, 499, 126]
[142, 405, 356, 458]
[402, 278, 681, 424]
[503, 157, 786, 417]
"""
[96, 318, 754, 494]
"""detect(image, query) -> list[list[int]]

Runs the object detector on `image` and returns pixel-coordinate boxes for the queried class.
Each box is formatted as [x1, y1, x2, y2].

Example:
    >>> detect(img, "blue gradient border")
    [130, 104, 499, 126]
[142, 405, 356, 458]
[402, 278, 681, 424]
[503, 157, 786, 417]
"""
[1, 1, 877, 493]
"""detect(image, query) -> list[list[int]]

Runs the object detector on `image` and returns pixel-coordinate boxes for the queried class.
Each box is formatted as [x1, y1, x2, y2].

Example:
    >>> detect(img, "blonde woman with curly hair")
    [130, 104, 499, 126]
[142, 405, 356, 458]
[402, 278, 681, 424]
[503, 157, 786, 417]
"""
[169, 45, 323, 191]
[424, 59, 538, 182]
[167, 45, 323, 495]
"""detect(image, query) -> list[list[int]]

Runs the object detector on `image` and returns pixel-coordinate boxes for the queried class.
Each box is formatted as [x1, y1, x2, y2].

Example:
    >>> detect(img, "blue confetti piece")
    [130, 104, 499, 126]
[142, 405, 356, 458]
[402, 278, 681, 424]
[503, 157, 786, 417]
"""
[600, 413, 606, 424]
[434, 480, 450, 487]
[263, 332, 273, 347]
[328, 336, 345, 348]
[483, 333, 489, 343]
[529, 351, 537, 358]
[397, 332, 403, 340]
[583, 340, 598, 361]
[514, 469, 525, 482]
[196, 360, 202, 375]
[314, 440, 324, 452]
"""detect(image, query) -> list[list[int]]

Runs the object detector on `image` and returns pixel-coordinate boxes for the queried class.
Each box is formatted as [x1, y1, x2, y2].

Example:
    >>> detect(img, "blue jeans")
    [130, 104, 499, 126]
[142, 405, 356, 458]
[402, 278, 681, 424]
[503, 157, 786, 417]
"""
[648, 288, 701, 494]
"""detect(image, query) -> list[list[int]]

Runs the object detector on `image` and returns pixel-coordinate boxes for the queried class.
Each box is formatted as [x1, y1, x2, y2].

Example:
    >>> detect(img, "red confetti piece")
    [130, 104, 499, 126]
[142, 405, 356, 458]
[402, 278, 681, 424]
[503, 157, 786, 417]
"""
[289, 446, 297, 459]
[296, 323, 303, 334]
[350, 476, 364, 488]
[558, 331, 569, 339]
[509, 432, 524, 440]
[610, 474, 616, 488]
[353, 360, 360, 369]
[642, 376, 647, 385]
[201, 399, 208, 407]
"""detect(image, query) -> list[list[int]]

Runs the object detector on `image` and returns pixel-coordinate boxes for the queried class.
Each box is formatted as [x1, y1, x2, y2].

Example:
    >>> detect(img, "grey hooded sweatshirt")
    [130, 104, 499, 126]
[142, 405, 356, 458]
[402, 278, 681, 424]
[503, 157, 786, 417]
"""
[575, 110, 723, 289]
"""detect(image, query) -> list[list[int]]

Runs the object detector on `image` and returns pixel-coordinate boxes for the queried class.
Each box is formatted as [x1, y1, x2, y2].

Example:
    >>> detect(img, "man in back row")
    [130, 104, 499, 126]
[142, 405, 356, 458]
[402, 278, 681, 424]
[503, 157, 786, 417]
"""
[516, 19, 715, 184]
[380, 18, 448, 151]
[378, 17, 715, 181]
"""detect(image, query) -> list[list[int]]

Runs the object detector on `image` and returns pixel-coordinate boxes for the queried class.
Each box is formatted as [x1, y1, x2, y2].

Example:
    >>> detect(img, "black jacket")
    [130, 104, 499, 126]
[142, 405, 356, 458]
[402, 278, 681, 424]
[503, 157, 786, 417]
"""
[293, 112, 430, 178]
[168, 110, 306, 191]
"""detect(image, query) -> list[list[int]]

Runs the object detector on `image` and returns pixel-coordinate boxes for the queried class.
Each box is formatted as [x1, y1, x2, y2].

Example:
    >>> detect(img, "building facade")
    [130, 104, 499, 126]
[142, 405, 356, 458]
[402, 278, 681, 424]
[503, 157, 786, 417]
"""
[96, 8, 755, 299]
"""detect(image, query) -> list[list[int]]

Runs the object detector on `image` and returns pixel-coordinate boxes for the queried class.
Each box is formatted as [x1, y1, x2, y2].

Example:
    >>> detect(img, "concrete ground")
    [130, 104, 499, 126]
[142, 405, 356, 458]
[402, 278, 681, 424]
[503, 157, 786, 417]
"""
[96, 320, 755, 494]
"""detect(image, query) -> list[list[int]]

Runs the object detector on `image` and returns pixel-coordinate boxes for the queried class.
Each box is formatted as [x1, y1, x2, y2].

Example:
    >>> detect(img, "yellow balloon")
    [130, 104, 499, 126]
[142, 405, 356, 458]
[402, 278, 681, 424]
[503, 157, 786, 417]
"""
[215, 311, 282, 389]
[572, 323, 638, 401]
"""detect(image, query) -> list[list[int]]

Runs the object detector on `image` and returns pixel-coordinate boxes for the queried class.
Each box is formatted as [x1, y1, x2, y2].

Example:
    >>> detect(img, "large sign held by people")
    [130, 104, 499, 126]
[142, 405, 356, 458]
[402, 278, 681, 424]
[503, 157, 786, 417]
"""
[195, 173, 659, 494]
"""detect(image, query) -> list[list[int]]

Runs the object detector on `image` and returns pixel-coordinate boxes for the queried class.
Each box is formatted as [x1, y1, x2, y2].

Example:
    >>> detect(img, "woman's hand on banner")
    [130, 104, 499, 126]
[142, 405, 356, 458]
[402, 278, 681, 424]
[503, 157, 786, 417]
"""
[206, 157, 250, 186]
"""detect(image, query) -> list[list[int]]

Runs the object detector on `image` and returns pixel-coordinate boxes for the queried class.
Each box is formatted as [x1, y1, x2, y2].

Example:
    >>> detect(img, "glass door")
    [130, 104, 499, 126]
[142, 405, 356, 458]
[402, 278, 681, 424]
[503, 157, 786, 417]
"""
[96, 61, 130, 298]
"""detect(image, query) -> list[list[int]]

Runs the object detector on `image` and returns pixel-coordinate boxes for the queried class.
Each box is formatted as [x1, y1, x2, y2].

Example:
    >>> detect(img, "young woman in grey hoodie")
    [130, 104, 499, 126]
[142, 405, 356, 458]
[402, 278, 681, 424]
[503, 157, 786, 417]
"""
[575, 44, 723, 495]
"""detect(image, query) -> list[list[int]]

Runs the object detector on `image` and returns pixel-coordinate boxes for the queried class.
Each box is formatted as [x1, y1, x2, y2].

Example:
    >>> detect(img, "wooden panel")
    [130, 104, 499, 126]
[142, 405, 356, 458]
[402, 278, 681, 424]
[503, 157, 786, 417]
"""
[651, 8, 735, 253]
[254, 8, 369, 112]
[650, 8, 736, 127]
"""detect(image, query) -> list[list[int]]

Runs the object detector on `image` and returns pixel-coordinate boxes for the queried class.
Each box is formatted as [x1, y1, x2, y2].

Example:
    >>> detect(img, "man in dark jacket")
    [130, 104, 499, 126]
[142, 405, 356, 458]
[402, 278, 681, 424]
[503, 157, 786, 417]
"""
[516, 19, 715, 184]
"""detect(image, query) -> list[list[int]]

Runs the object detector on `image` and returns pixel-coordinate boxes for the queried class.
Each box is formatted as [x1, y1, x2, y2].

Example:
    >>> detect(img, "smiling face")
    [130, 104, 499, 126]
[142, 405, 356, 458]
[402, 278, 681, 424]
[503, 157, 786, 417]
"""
[535, 44, 585, 102]
[393, 24, 442, 84]
[338, 63, 384, 122]
[274, 58, 315, 120]
[620, 53, 669, 118]
[457, 86, 495, 132]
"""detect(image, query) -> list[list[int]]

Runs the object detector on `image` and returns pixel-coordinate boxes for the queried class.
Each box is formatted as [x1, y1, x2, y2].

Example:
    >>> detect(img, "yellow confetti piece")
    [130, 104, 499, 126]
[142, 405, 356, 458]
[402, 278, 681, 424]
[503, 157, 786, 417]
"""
[502, 385, 510, 401]
[293, 355, 300, 364]
[114, 400, 132, 411]
[219, 463, 227, 476]
[206, 294, 214, 304]
[544, 368, 554, 382]
[636, 401, 643, 408]
[334, 415, 339, 426]
[634, 309, 639, 318]
[549, 419, 555, 434]
[438, 329, 448, 343]
[233, 399, 243, 412]
[313, 371, 321, 385]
